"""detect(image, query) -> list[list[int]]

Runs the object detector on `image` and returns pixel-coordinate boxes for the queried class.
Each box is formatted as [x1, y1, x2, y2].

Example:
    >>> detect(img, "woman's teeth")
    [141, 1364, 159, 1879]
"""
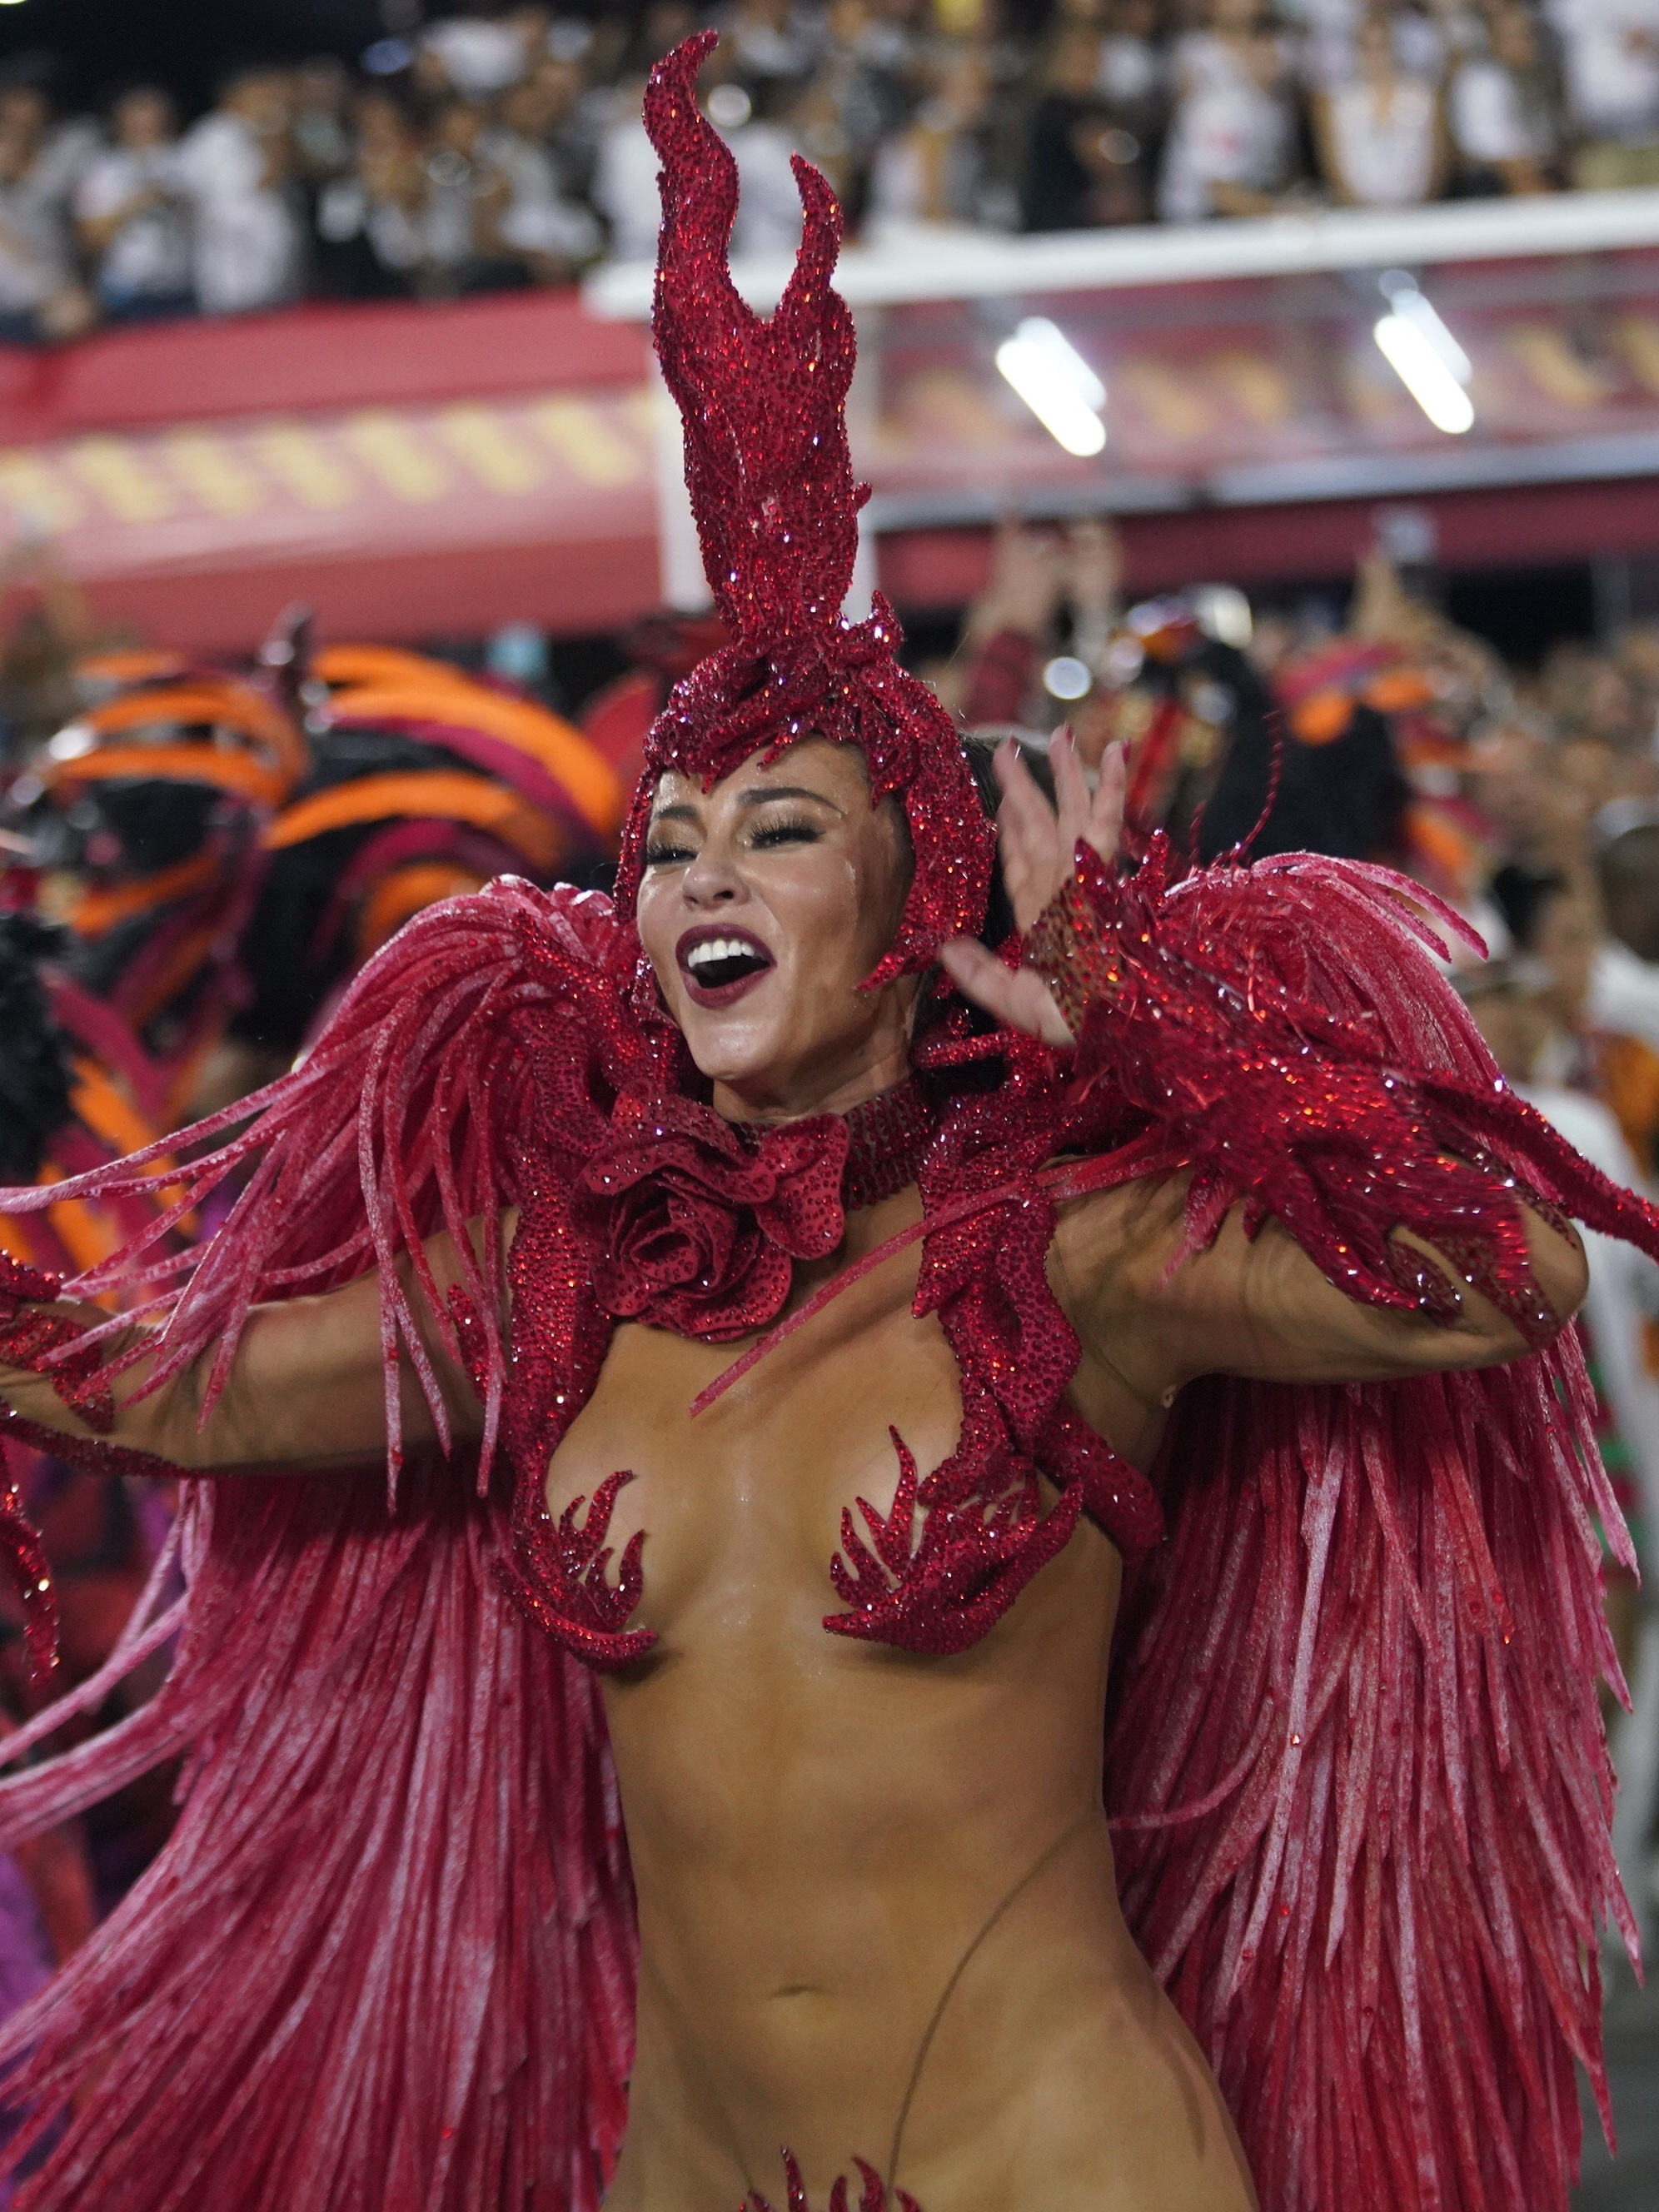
[685, 938, 769, 986]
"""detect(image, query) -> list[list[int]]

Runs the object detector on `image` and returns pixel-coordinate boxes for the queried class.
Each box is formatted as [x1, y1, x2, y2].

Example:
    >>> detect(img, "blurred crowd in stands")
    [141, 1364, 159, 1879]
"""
[0, 0, 1655, 341]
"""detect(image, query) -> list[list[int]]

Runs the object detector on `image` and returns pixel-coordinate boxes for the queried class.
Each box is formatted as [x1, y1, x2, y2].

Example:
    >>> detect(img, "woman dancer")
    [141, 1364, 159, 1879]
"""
[0, 35, 1652, 2212]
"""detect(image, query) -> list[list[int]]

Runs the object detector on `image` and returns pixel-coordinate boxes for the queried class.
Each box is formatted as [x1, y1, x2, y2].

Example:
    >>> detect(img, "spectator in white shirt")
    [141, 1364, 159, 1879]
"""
[1159, 0, 1302, 221]
[868, 42, 1009, 232]
[717, 0, 823, 89]
[291, 56, 353, 183]
[73, 87, 193, 323]
[0, 82, 99, 233]
[1099, 0, 1172, 148]
[1448, 2, 1560, 193]
[1314, 10, 1446, 206]
[416, 97, 519, 294]
[1593, 822, 1659, 1054]
[591, 76, 662, 262]
[1547, 0, 1659, 185]
[176, 68, 303, 317]
[0, 110, 95, 343]
[1390, 2, 1452, 80]
[790, 0, 919, 205]
[1464, 959, 1659, 1557]
[311, 87, 425, 301]
[481, 74, 602, 278]
[591, 6, 704, 262]
[521, 52, 601, 197]
[721, 75, 811, 256]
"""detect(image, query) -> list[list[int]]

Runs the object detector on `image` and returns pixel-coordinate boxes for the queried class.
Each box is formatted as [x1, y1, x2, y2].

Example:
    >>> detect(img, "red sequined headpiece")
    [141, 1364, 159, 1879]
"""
[612, 31, 994, 982]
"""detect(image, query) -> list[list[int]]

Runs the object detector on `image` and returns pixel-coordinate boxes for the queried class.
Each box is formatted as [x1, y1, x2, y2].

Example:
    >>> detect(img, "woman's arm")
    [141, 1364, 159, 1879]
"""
[1051, 1166, 1586, 1414]
[0, 1221, 503, 1474]
[1309, 90, 1354, 205]
[944, 734, 1609, 1419]
[76, 187, 162, 259]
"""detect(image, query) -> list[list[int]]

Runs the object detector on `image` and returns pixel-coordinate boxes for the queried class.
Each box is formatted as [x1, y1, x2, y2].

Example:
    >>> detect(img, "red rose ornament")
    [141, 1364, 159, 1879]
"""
[574, 1091, 850, 1341]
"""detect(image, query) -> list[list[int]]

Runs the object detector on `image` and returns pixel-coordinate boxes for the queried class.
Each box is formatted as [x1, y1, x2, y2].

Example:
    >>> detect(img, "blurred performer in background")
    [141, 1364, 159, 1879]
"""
[0, 664, 300, 1953]
[1, 659, 305, 1134]
[0, 634, 620, 1968]
[233, 635, 621, 1068]
[0, 35, 1653, 2212]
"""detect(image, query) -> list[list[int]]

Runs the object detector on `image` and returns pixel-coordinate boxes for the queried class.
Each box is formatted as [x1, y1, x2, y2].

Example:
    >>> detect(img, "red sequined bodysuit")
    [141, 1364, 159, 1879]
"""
[0, 35, 1652, 2212]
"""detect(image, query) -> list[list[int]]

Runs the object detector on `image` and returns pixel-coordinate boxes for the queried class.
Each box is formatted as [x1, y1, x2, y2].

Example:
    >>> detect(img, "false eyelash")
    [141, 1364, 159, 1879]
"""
[750, 817, 821, 849]
[642, 815, 821, 866]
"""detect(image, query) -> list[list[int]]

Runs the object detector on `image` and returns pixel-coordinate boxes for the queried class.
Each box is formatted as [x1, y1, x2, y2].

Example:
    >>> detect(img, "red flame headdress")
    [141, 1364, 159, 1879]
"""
[612, 31, 995, 982]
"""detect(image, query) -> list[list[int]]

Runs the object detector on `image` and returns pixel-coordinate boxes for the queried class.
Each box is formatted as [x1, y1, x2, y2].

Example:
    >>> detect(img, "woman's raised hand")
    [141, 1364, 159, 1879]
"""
[939, 731, 1123, 1046]
[993, 728, 1123, 934]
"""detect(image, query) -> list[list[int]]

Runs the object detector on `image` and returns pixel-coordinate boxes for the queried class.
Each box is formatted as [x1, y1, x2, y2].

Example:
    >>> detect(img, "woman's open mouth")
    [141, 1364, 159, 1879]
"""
[676, 926, 776, 1008]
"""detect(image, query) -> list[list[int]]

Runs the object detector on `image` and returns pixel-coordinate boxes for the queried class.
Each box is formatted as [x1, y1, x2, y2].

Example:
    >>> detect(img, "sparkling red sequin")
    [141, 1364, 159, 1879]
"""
[0, 1253, 115, 1432]
[0, 1251, 103, 1681]
[509, 1467, 655, 1670]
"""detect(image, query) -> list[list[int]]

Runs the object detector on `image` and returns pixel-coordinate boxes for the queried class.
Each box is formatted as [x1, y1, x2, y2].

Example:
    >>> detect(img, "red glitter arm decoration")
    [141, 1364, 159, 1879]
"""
[1028, 837, 1659, 1333]
[0, 1253, 114, 1431]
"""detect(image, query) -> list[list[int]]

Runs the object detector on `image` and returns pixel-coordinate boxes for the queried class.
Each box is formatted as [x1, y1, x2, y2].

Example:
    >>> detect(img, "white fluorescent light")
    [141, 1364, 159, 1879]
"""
[1387, 288, 1472, 386]
[1373, 313, 1474, 434]
[996, 316, 1106, 457]
[1015, 317, 1106, 407]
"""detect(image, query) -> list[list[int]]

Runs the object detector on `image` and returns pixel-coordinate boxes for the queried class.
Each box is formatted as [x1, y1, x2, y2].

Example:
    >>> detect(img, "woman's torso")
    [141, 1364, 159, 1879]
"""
[1328, 77, 1437, 201]
[1161, 33, 1294, 218]
[545, 1187, 1257, 2210]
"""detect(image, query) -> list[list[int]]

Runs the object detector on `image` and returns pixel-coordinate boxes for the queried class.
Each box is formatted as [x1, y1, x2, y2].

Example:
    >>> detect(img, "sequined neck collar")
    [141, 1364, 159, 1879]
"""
[839, 1077, 936, 1210]
[734, 1077, 936, 1213]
